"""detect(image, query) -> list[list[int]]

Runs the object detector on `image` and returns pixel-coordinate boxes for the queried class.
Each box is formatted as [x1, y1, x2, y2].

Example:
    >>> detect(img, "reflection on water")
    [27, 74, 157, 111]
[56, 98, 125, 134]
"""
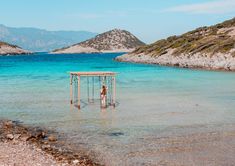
[0, 53, 235, 165]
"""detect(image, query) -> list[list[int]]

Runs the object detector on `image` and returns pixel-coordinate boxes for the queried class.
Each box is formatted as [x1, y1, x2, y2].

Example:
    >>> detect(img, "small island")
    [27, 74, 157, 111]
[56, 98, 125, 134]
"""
[0, 41, 31, 56]
[52, 29, 145, 54]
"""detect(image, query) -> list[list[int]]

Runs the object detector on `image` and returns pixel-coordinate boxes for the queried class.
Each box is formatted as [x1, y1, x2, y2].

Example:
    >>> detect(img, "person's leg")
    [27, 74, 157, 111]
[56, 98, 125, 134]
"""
[104, 95, 107, 106]
[101, 95, 105, 107]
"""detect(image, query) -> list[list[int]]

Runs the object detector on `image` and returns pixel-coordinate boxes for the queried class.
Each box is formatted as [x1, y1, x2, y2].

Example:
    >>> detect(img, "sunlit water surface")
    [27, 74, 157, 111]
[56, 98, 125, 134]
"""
[0, 53, 235, 165]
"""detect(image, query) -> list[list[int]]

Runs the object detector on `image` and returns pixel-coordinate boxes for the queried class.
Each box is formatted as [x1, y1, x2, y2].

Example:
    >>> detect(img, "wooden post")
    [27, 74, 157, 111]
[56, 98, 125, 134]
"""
[104, 76, 107, 108]
[92, 77, 95, 103]
[70, 74, 73, 104]
[112, 76, 116, 107]
[99, 76, 101, 107]
[87, 77, 90, 102]
[77, 76, 81, 109]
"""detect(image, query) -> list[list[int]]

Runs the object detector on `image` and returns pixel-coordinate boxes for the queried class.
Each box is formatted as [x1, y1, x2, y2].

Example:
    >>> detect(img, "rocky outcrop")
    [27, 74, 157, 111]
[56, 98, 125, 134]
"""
[52, 29, 145, 54]
[116, 18, 235, 71]
[0, 41, 31, 55]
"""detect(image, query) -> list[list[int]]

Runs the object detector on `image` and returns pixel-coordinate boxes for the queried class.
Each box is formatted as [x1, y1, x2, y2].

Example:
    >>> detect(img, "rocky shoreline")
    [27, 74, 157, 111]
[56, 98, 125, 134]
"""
[116, 18, 235, 72]
[0, 52, 32, 56]
[0, 119, 100, 166]
[116, 49, 235, 71]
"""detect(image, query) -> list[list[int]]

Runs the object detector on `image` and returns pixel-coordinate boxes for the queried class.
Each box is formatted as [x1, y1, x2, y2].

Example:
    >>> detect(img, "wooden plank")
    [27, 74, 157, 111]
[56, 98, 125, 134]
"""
[70, 71, 116, 76]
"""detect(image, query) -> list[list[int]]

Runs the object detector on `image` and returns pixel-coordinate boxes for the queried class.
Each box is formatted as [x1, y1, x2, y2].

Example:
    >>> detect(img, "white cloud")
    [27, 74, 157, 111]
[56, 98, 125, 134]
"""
[164, 0, 235, 14]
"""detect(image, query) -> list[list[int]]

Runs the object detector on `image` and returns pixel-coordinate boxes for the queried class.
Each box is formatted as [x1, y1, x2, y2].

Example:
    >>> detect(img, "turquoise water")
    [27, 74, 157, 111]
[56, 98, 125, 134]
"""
[1, 53, 235, 165]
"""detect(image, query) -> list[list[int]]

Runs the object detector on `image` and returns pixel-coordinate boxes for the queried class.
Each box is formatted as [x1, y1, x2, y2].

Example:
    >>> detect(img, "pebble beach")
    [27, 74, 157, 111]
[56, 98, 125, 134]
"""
[0, 120, 99, 166]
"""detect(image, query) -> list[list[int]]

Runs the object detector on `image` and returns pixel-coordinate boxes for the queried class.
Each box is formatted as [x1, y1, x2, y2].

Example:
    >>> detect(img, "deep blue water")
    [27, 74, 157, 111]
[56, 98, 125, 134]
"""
[0, 53, 235, 165]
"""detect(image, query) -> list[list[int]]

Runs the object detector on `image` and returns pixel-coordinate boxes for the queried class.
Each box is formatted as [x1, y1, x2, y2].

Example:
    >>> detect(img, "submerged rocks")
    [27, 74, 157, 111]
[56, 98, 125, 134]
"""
[48, 135, 57, 142]
[3, 120, 13, 129]
[41, 144, 52, 151]
[36, 131, 46, 139]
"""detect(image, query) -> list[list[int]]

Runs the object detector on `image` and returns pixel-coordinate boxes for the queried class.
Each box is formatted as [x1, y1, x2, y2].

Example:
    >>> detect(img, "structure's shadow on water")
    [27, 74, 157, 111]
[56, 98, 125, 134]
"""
[76, 100, 120, 109]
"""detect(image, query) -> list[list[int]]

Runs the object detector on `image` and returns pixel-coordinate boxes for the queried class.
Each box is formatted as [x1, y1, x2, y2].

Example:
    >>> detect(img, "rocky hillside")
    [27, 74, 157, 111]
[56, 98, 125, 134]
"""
[0, 24, 97, 52]
[116, 18, 235, 71]
[0, 41, 31, 55]
[53, 29, 145, 54]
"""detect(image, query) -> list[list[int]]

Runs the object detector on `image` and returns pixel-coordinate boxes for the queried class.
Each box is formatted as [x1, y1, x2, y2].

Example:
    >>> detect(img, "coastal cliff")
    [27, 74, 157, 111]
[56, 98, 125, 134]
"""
[52, 29, 145, 54]
[0, 41, 31, 55]
[116, 18, 235, 71]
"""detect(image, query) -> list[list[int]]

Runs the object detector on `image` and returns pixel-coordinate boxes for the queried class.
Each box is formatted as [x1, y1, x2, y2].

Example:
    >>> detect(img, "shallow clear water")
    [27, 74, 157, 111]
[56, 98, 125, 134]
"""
[0, 53, 235, 165]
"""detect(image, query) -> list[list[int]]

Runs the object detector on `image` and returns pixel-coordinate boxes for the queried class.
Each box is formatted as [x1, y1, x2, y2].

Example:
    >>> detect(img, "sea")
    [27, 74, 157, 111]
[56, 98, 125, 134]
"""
[0, 53, 235, 165]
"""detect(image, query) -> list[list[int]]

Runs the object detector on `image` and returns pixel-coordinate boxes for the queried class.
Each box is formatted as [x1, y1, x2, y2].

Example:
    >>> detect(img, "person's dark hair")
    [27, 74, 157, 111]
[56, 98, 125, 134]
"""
[102, 85, 107, 95]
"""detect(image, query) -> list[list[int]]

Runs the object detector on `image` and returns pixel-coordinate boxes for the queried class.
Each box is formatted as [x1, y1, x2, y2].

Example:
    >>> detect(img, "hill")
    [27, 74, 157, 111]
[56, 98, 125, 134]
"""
[116, 18, 235, 71]
[52, 29, 145, 54]
[0, 41, 31, 55]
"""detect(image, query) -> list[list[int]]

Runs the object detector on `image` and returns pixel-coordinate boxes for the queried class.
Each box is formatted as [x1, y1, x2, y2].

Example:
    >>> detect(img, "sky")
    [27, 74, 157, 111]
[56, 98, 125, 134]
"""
[0, 0, 235, 43]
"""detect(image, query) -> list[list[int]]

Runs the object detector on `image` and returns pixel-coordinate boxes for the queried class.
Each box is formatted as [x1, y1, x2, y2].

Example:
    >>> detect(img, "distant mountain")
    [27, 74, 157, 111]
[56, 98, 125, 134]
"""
[52, 29, 145, 54]
[116, 18, 235, 71]
[0, 24, 97, 52]
[0, 41, 31, 55]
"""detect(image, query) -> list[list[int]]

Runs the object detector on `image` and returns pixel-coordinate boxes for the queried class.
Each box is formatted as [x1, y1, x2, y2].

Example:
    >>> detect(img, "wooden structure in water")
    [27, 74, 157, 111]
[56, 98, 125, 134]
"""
[70, 72, 116, 109]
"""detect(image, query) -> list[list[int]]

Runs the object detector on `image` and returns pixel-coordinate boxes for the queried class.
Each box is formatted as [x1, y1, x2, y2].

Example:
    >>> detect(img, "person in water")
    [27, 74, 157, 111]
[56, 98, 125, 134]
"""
[100, 85, 107, 108]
